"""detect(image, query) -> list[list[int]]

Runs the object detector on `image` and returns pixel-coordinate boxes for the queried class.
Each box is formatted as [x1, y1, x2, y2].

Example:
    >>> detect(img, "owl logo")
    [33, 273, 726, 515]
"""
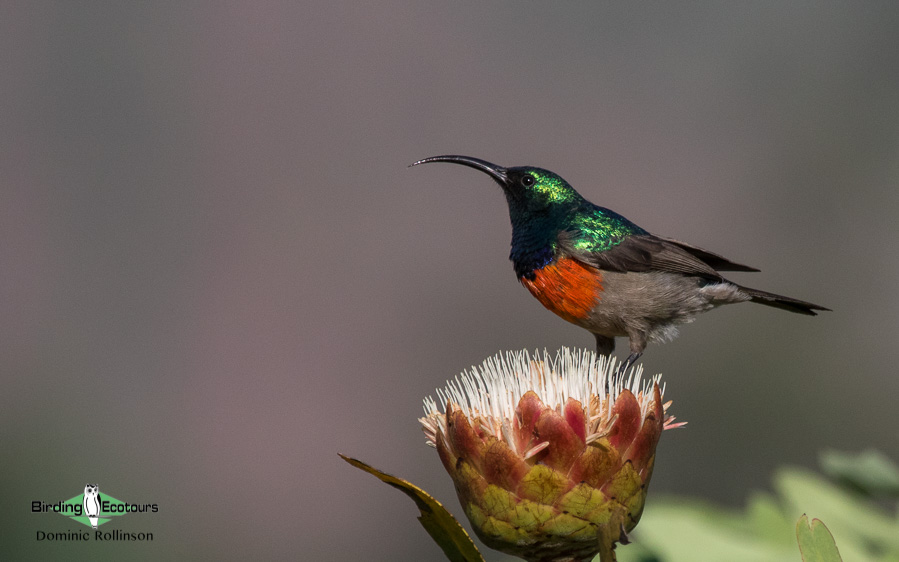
[83, 484, 101, 529]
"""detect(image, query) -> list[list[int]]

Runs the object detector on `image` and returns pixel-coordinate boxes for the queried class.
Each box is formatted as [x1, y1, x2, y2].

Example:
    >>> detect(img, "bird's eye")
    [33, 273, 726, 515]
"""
[520, 175, 535, 187]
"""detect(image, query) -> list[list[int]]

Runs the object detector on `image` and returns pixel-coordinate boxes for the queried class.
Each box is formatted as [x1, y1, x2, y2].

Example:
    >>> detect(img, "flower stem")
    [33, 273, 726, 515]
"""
[598, 539, 617, 562]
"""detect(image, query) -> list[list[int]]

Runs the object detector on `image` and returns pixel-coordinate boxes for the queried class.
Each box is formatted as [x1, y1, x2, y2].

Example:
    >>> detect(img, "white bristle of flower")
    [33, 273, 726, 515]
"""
[420, 347, 664, 448]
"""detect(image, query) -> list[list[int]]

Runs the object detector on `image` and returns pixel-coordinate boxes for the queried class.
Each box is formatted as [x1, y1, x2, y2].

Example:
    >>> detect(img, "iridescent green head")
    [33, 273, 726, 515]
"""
[411, 155, 646, 278]
[410, 155, 584, 220]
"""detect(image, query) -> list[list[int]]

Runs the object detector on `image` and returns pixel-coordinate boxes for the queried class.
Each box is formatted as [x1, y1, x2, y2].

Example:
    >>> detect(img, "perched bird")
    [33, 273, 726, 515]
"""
[411, 155, 828, 370]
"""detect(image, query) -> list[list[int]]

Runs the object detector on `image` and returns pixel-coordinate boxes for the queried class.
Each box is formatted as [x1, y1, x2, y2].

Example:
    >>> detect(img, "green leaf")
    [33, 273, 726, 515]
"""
[618, 453, 899, 562]
[339, 454, 485, 562]
[746, 491, 794, 548]
[776, 468, 899, 554]
[820, 449, 899, 498]
[617, 497, 797, 562]
[796, 514, 842, 562]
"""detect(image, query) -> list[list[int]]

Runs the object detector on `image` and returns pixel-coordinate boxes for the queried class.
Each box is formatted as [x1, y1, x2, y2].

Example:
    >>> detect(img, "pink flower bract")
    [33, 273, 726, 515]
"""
[420, 348, 683, 562]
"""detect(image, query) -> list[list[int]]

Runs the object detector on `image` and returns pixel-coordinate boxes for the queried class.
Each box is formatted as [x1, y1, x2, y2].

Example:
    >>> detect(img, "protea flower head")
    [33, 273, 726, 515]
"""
[420, 348, 684, 562]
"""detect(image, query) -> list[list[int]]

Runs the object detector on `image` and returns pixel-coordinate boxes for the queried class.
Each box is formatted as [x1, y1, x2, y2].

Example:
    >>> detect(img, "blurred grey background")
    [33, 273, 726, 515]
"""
[2, 2, 897, 560]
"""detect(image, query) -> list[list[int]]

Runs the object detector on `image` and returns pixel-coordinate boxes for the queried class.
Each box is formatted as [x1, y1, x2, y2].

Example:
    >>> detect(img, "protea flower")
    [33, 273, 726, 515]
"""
[420, 348, 684, 562]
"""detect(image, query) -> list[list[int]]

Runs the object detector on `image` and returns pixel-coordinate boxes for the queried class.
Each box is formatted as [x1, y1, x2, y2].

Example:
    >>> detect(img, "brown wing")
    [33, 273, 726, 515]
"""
[653, 235, 759, 272]
[558, 232, 758, 280]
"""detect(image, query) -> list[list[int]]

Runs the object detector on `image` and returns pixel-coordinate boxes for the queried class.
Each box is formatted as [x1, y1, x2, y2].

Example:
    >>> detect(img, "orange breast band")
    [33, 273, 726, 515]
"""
[520, 257, 603, 322]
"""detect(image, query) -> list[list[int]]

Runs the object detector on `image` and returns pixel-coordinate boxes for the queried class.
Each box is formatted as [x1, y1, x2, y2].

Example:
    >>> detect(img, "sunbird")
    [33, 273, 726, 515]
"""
[412, 155, 828, 370]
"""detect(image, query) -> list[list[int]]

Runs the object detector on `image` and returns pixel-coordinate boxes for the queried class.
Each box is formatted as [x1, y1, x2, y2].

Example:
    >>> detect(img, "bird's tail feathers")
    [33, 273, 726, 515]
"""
[740, 285, 829, 316]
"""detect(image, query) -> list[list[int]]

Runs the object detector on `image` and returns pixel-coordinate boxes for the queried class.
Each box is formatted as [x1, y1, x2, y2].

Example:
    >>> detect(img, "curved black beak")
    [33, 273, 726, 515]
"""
[410, 155, 509, 185]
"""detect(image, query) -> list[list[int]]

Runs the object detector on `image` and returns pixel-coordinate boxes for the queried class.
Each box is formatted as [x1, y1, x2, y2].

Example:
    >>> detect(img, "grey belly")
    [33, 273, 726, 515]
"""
[580, 271, 749, 343]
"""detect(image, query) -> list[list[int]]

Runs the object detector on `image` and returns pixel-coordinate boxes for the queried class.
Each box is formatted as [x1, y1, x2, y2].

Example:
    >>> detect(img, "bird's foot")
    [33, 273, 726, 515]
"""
[615, 352, 642, 378]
